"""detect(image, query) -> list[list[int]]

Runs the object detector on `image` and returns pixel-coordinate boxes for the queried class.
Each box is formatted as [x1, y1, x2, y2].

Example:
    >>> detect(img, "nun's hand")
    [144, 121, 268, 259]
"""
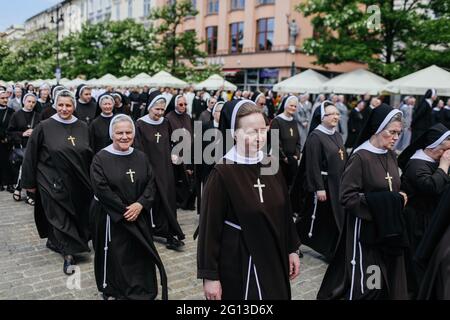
[317, 190, 327, 202]
[203, 280, 222, 300]
[124, 202, 143, 222]
[399, 192, 408, 207]
[289, 252, 300, 280]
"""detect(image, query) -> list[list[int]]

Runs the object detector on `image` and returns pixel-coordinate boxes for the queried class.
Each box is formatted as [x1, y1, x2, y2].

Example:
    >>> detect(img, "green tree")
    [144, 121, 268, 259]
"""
[149, 0, 218, 80]
[298, 0, 450, 79]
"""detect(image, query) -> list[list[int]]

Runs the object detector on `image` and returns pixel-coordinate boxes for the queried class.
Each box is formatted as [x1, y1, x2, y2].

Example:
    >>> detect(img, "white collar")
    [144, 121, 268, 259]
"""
[213, 120, 219, 128]
[174, 109, 185, 115]
[138, 115, 164, 125]
[411, 149, 436, 163]
[355, 107, 361, 112]
[426, 99, 433, 107]
[101, 113, 114, 118]
[370, 105, 375, 109]
[51, 114, 78, 124]
[22, 108, 33, 113]
[15, 97, 21, 102]
[444, 105, 450, 110]
[315, 124, 336, 135]
[376, 109, 402, 134]
[277, 113, 293, 121]
[433, 107, 441, 111]
[0, 106, 7, 110]
[223, 146, 264, 165]
[353, 140, 388, 154]
[103, 144, 134, 156]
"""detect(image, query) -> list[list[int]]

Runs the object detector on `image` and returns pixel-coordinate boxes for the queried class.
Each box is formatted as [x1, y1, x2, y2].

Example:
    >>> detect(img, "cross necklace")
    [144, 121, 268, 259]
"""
[377, 154, 393, 191]
[326, 134, 345, 161]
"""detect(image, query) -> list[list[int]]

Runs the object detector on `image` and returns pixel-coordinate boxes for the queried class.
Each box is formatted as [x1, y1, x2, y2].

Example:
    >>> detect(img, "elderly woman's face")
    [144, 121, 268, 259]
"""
[235, 112, 267, 156]
[149, 100, 166, 121]
[112, 121, 134, 151]
[379, 121, 403, 150]
[322, 105, 340, 129]
[23, 96, 37, 111]
[100, 98, 114, 115]
[285, 100, 297, 115]
[56, 96, 75, 120]
[176, 97, 187, 114]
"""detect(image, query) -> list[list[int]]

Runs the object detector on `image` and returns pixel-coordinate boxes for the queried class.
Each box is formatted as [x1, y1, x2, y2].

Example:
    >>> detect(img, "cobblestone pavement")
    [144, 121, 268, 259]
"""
[0, 191, 327, 300]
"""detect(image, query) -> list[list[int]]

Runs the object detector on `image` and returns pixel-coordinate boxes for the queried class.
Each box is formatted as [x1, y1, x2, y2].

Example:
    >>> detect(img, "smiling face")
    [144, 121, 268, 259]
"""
[112, 120, 134, 152]
[235, 112, 267, 157]
[321, 105, 340, 129]
[284, 99, 297, 116]
[378, 121, 403, 150]
[56, 96, 75, 120]
[100, 98, 114, 115]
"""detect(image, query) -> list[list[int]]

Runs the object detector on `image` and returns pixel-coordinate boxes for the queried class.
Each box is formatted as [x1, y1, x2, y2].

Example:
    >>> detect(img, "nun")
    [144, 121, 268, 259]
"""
[90, 114, 168, 300]
[134, 91, 185, 250]
[89, 94, 115, 154]
[166, 95, 196, 211]
[251, 91, 271, 125]
[317, 104, 410, 300]
[292, 101, 346, 261]
[198, 96, 216, 124]
[411, 88, 438, 143]
[40, 85, 65, 121]
[75, 84, 100, 124]
[269, 95, 301, 189]
[398, 124, 450, 292]
[7, 93, 41, 205]
[35, 83, 52, 114]
[112, 92, 130, 115]
[21, 90, 93, 275]
[0, 89, 15, 193]
[197, 99, 300, 300]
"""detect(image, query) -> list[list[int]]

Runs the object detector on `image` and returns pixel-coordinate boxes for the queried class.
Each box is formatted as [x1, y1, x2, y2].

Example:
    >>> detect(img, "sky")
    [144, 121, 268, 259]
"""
[0, 0, 61, 32]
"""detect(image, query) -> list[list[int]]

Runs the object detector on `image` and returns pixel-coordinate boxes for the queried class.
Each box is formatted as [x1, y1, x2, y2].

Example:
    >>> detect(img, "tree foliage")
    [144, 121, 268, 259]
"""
[298, 0, 450, 79]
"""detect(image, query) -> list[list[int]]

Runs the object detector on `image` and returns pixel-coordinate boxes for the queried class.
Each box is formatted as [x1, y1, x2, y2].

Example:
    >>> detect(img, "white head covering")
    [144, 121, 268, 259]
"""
[375, 109, 402, 134]
[109, 114, 135, 140]
[320, 100, 333, 120]
[99, 94, 115, 106]
[427, 131, 450, 149]
[230, 100, 257, 138]
[147, 95, 167, 111]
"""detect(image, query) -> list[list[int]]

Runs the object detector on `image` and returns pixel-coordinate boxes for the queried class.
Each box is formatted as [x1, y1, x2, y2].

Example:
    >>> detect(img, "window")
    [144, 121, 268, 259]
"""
[207, 0, 219, 14]
[116, 1, 120, 19]
[229, 22, 244, 54]
[206, 26, 218, 55]
[144, 0, 151, 16]
[256, 18, 274, 51]
[128, 0, 133, 18]
[230, 0, 245, 10]
[257, 0, 275, 4]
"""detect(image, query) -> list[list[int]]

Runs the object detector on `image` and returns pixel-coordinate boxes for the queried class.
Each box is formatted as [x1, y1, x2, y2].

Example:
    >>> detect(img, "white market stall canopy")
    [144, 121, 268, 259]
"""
[128, 73, 153, 87]
[149, 71, 188, 89]
[383, 65, 450, 96]
[89, 73, 119, 87]
[65, 78, 86, 88]
[321, 68, 389, 95]
[273, 69, 329, 94]
[194, 74, 237, 91]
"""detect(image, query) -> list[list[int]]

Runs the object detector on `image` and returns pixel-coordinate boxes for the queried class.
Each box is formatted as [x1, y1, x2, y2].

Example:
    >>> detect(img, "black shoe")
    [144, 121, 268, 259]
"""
[6, 185, 14, 193]
[0, 186, 5, 191]
[63, 256, 76, 275]
[166, 237, 185, 250]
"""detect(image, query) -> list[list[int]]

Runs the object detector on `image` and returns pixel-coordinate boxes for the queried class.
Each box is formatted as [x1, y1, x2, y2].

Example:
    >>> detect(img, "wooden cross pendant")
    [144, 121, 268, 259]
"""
[385, 172, 393, 192]
[338, 149, 344, 161]
[155, 132, 162, 144]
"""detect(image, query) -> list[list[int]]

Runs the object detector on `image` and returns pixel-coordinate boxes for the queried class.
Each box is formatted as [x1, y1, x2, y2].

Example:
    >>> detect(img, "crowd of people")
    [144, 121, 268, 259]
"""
[0, 80, 449, 300]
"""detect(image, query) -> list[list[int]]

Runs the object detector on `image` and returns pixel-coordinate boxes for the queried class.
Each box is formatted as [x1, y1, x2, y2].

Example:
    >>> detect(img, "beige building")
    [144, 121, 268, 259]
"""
[166, 0, 364, 90]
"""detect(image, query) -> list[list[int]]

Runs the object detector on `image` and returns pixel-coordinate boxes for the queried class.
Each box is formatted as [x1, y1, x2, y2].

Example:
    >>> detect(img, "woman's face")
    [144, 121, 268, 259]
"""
[40, 89, 49, 99]
[23, 96, 37, 111]
[148, 100, 166, 121]
[56, 96, 75, 120]
[112, 121, 134, 151]
[235, 113, 267, 155]
[100, 98, 114, 115]
[378, 121, 403, 150]
[321, 105, 340, 128]
[176, 97, 187, 114]
[285, 100, 297, 116]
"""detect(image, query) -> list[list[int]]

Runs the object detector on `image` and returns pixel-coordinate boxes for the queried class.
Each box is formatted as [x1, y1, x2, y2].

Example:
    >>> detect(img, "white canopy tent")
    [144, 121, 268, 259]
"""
[149, 71, 188, 89]
[383, 65, 450, 96]
[127, 73, 153, 87]
[194, 74, 237, 91]
[321, 68, 389, 95]
[89, 73, 119, 87]
[273, 69, 329, 94]
[65, 78, 86, 88]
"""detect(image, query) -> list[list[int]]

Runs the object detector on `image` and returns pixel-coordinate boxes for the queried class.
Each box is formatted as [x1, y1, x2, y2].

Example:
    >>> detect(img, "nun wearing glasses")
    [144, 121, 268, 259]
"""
[90, 114, 168, 300]
[318, 104, 410, 300]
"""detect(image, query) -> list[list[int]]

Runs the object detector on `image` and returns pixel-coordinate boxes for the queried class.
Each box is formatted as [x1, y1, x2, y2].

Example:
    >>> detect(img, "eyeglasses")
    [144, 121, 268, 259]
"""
[178, 103, 187, 107]
[323, 112, 340, 117]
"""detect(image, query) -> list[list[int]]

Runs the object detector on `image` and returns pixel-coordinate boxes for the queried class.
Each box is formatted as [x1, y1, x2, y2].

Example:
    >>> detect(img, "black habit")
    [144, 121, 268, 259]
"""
[0, 107, 15, 186]
[89, 114, 113, 154]
[21, 116, 93, 255]
[90, 147, 168, 300]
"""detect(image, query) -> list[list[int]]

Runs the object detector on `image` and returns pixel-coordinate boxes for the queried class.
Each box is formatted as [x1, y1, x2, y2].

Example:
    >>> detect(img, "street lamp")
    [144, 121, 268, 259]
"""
[50, 4, 65, 84]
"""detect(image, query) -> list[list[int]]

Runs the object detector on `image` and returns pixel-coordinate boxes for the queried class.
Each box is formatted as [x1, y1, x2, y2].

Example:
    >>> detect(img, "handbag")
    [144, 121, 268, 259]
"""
[9, 145, 25, 165]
